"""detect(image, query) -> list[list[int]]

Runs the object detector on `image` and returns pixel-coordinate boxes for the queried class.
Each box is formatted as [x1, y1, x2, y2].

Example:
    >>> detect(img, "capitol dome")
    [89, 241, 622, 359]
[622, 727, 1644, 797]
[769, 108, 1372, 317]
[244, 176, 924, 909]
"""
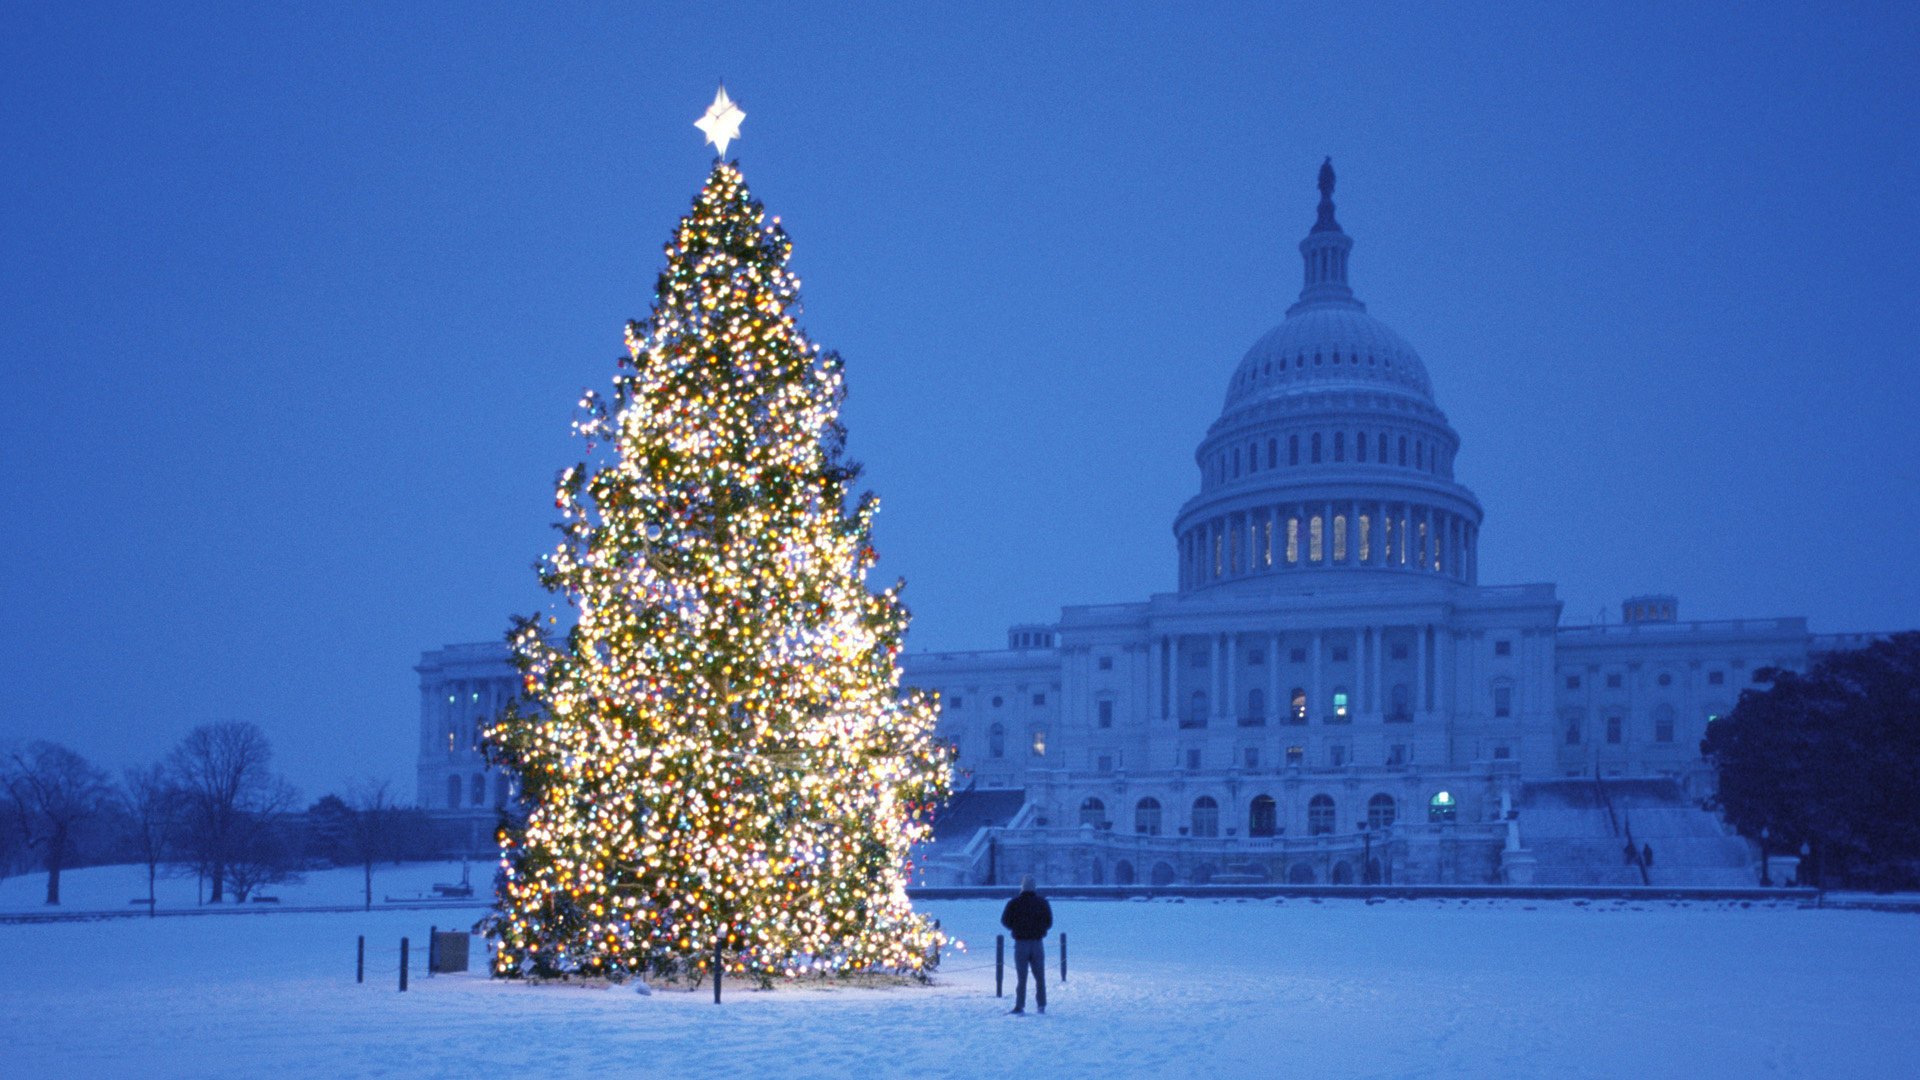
[1172, 159, 1483, 593]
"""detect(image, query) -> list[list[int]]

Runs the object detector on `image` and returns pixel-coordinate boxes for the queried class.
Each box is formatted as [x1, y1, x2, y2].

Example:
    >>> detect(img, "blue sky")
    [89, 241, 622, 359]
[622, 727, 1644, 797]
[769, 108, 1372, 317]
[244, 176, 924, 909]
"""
[3, 2, 1915, 796]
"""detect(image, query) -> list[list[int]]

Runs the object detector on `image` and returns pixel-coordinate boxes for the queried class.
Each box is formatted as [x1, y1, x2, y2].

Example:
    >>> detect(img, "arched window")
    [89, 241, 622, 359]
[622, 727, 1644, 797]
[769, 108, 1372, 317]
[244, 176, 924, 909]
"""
[1308, 794, 1335, 835]
[1331, 861, 1355, 884]
[1151, 862, 1177, 886]
[1186, 690, 1208, 728]
[988, 723, 1005, 758]
[1654, 703, 1675, 743]
[1367, 793, 1397, 829]
[446, 774, 462, 809]
[1245, 688, 1265, 724]
[1310, 514, 1324, 562]
[1114, 860, 1136, 886]
[1031, 729, 1046, 756]
[1079, 796, 1106, 828]
[1192, 796, 1220, 838]
[1135, 797, 1163, 836]
[1311, 433, 1323, 464]
[1333, 514, 1347, 561]
[472, 774, 486, 806]
[1429, 790, 1457, 823]
[1290, 687, 1308, 724]
[1249, 795, 1278, 837]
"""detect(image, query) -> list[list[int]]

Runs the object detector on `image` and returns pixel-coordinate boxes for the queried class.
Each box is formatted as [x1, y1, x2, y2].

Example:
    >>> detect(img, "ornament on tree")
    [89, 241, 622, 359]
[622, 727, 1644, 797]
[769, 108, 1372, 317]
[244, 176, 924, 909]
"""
[483, 93, 952, 986]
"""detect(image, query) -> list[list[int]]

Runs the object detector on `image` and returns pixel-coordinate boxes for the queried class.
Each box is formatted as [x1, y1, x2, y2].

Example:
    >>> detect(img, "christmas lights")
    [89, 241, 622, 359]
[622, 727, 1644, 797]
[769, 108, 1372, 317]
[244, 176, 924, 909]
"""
[482, 160, 952, 986]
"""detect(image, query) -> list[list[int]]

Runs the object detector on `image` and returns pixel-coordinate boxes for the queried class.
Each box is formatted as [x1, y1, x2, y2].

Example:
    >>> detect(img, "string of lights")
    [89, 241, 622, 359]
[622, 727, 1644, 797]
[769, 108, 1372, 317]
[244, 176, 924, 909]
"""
[481, 160, 954, 985]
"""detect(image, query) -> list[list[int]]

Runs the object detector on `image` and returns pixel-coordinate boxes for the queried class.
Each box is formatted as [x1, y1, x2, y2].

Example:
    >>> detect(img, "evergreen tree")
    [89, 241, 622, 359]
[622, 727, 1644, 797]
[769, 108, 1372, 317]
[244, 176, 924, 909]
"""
[484, 160, 951, 983]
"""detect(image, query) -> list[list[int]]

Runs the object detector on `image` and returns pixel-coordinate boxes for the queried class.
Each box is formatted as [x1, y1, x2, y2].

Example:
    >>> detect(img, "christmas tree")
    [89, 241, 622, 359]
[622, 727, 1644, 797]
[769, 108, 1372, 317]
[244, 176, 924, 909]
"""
[483, 109, 951, 984]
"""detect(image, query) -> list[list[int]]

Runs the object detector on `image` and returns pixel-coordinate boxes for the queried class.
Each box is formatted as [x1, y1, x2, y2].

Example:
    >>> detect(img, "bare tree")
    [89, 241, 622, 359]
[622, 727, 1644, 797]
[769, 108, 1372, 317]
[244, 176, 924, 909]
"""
[221, 782, 303, 903]
[3, 741, 112, 905]
[335, 779, 400, 910]
[119, 765, 180, 916]
[167, 721, 297, 903]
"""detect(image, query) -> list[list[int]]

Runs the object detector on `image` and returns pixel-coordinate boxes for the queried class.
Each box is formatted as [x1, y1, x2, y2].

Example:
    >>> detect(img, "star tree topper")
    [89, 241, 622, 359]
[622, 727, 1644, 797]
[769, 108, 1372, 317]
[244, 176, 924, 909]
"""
[695, 85, 746, 158]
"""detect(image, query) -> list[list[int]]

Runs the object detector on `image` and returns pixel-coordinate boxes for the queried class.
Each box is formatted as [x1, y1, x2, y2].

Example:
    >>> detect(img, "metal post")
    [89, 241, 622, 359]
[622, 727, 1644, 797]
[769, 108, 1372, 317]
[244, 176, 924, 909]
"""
[357, 936, 365, 984]
[995, 934, 1005, 997]
[713, 938, 723, 1004]
[1059, 932, 1067, 983]
[399, 937, 409, 992]
[429, 926, 437, 976]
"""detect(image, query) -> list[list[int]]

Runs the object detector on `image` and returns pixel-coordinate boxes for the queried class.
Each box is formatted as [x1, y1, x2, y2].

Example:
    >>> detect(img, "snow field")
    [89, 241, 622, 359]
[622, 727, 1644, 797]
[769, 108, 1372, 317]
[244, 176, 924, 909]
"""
[1, 896, 1916, 1078]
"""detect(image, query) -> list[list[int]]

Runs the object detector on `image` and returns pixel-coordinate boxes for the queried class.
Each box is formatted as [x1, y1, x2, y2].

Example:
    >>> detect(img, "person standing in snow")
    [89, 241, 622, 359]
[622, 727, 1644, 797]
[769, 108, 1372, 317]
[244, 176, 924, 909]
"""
[999, 875, 1053, 1015]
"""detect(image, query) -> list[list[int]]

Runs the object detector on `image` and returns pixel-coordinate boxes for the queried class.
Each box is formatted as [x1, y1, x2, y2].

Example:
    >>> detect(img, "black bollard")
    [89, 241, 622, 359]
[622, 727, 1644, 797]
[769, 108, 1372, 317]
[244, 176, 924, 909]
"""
[713, 938, 723, 1005]
[995, 934, 1005, 997]
[1060, 932, 1067, 983]
[399, 937, 409, 992]
[357, 935, 365, 984]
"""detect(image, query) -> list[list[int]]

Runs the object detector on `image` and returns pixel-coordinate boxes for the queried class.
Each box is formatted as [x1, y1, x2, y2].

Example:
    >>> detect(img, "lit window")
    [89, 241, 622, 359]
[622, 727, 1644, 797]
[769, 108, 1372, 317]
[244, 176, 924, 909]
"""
[1263, 518, 1273, 567]
[1428, 790, 1457, 823]
[1290, 688, 1307, 723]
[1286, 517, 1300, 564]
[1031, 730, 1046, 756]
[1310, 515, 1324, 562]
[1332, 689, 1350, 720]
[1358, 514, 1371, 561]
[1286, 745, 1304, 765]
[1333, 514, 1347, 561]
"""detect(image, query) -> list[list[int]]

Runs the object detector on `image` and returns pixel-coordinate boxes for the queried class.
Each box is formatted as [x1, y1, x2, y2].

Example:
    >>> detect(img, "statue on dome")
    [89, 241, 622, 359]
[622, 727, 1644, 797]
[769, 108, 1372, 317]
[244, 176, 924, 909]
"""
[1313, 156, 1340, 233]
[1318, 156, 1336, 198]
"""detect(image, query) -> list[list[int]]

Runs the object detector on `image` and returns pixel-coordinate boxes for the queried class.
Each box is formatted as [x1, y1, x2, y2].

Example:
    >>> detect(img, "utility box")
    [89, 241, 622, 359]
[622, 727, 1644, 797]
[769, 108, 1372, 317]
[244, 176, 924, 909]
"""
[430, 931, 471, 974]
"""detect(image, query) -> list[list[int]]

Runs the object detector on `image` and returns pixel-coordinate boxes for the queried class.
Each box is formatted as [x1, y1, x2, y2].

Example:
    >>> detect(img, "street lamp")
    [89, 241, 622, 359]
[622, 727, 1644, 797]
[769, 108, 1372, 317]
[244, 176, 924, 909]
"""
[1759, 826, 1771, 886]
[1357, 821, 1373, 885]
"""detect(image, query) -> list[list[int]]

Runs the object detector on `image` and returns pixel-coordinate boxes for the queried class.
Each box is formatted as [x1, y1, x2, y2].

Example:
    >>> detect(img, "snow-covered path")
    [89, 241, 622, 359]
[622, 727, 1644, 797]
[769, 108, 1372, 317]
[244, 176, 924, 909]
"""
[1, 897, 1914, 1078]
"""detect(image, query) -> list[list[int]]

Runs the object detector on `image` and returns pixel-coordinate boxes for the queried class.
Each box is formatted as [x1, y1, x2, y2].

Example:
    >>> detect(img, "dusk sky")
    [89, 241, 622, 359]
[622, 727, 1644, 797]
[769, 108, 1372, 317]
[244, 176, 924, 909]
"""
[3, 2, 1915, 798]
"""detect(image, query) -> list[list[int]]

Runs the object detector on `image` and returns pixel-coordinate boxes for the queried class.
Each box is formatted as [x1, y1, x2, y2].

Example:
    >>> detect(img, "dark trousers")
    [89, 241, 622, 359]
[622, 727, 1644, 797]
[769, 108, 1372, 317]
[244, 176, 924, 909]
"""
[1013, 938, 1046, 1011]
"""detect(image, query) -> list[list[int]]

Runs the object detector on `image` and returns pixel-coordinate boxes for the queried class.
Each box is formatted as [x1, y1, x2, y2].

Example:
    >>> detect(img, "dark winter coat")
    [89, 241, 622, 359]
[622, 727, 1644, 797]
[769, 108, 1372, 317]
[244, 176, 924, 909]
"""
[1000, 889, 1053, 941]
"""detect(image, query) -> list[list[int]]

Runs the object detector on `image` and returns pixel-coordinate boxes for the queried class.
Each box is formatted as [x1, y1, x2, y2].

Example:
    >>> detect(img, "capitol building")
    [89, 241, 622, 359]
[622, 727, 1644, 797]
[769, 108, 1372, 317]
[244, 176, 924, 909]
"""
[417, 161, 1875, 886]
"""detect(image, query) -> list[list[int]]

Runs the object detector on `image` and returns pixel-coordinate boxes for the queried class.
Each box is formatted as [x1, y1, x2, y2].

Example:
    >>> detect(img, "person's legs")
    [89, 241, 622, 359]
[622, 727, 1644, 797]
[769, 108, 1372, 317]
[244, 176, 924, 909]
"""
[1015, 939, 1046, 1012]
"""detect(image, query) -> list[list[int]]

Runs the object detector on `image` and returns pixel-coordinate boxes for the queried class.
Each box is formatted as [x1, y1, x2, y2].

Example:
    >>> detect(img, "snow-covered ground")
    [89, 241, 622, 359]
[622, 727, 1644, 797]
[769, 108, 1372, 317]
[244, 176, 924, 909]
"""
[0, 860, 488, 914]
[2, 891, 1916, 1079]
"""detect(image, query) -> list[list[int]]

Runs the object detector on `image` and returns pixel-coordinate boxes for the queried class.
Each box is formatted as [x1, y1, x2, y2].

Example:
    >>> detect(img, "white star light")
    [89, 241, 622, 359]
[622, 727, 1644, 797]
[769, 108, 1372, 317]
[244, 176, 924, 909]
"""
[694, 85, 745, 158]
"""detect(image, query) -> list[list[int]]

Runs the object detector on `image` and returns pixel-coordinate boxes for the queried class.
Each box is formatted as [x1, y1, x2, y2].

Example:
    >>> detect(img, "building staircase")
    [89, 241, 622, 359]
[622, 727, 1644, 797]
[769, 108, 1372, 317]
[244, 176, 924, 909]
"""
[1519, 778, 1755, 886]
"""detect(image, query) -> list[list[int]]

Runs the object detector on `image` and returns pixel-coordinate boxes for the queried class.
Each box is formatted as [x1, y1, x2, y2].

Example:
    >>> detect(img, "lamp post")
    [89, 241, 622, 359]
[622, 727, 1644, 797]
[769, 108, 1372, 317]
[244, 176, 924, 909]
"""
[1357, 822, 1373, 885]
[1799, 840, 1812, 888]
[1759, 826, 1771, 886]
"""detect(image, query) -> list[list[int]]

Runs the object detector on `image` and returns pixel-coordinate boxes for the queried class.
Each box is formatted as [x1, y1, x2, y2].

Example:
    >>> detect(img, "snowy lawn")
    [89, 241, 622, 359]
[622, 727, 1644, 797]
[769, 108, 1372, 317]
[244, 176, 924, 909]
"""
[2, 896, 1915, 1079]
[0, 860, 489, 914]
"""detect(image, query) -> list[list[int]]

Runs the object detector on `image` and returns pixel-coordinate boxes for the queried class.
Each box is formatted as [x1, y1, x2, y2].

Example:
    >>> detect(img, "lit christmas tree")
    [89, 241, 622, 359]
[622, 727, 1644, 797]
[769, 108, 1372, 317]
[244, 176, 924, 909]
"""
[483, 90, 952, 984]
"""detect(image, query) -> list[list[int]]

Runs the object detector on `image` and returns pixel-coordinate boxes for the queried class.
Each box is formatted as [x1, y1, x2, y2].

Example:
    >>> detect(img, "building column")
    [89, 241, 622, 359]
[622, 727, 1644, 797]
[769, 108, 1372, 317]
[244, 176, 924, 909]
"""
[1311, 630, 1324, 723]
[1150, 635, 1165, 723]
[1414, 624, 1427, 716]
[1268, 631, 1281, 725]
[1210, 632, 1223, 722]
[1223, 631, 1237, 722]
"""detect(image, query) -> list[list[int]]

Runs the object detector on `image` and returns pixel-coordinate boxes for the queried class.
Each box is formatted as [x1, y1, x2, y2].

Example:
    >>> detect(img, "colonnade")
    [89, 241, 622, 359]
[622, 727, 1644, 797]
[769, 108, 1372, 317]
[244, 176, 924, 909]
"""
[1146, 625, 1443, 726]
[1178, 501, 1475, 589]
